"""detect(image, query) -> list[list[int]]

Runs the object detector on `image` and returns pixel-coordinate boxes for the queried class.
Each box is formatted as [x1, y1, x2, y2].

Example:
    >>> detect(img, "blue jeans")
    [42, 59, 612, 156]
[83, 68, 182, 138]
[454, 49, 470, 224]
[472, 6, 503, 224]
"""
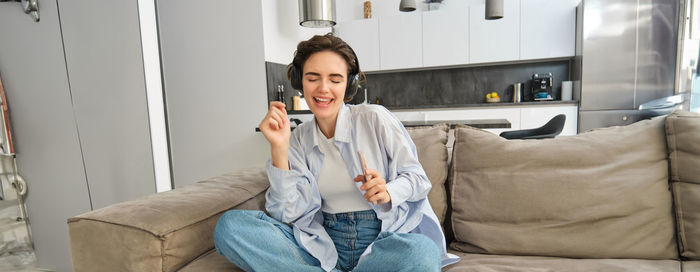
[214, 210, 441, 272]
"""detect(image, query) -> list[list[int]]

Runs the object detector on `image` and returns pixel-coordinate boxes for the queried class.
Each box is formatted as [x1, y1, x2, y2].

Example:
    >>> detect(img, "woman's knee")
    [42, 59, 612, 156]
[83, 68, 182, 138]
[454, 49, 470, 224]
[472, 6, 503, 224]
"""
[408, 234, 441, 269]
[214, 210, 262, 243]
[379, 232, 441, 270]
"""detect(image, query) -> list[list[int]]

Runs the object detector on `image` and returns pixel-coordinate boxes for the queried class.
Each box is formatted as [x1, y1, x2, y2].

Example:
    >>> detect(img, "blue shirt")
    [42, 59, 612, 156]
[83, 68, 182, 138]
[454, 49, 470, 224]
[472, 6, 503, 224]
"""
[265, 104, 459, 271]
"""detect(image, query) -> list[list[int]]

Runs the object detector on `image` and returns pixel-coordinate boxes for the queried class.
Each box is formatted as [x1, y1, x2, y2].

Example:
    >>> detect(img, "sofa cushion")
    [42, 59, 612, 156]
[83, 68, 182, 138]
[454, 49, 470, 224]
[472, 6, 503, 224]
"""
[683, 261, 700, 272]
[179, 250, 242, 272]
[449, 117, 677, 259]
[406, 123, 450, 224]
[666, 111, 700, 260]
[68, 167, 268, 272]
[443, 250, 682, 272]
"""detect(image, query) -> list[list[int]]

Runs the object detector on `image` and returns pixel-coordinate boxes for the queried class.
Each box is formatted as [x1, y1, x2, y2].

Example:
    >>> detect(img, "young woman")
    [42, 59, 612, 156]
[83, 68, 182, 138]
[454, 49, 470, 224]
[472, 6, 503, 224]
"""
[214, 33, 458, 272]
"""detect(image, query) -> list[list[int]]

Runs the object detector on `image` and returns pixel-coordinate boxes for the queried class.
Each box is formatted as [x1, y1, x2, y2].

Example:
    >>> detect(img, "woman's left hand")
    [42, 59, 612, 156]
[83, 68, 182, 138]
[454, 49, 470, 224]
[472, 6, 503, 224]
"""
[354, 168, 391, 205]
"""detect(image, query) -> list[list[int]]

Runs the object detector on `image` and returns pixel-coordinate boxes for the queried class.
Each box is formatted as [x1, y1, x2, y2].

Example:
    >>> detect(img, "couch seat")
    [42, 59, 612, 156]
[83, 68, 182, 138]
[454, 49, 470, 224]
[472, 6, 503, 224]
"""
[178, 249, 683, 272]
[684, 261, 700, 272]
[179, 249, 241, 272]
[443, 250, 681, 272]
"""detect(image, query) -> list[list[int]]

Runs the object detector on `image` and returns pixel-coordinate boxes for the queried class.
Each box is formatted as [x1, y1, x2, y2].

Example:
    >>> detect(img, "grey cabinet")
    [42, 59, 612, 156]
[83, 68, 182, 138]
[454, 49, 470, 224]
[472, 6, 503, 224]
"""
[0, 1, 155, 270]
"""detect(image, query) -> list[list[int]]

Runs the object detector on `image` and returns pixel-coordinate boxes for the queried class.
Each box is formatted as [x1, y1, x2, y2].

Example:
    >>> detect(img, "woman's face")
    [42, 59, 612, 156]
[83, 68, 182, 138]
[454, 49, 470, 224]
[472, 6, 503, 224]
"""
[302, 50, 349, 122]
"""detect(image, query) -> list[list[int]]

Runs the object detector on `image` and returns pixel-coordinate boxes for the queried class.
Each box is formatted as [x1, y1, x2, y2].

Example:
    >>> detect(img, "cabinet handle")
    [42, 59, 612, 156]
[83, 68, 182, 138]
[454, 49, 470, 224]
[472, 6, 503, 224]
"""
[0, 0, 39, 22]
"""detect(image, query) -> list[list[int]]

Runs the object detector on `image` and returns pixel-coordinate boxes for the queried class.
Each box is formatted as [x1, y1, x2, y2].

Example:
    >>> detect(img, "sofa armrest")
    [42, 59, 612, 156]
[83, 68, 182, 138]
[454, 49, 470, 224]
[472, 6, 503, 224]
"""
[67, 167, 269, 272]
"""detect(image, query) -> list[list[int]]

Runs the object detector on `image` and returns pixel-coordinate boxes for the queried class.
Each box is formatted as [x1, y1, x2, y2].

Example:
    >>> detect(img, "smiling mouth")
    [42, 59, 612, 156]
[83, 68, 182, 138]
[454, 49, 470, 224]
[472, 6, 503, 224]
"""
[313, 97, 334, 105]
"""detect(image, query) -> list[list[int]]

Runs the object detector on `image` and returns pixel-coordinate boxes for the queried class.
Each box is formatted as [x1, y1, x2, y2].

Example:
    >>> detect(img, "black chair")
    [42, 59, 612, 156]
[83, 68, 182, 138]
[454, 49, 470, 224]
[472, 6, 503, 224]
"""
[499, 114, 566, 140]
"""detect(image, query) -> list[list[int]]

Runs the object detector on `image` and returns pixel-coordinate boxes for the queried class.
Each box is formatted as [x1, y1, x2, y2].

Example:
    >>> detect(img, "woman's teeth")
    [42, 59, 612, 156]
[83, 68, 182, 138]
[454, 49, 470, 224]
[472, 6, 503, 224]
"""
[314, 97, 333, 103]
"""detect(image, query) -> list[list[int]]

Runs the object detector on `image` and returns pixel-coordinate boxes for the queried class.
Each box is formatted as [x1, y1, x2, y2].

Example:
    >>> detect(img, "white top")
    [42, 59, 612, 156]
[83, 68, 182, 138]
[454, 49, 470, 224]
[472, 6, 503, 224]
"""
[315, 124, 373, 214]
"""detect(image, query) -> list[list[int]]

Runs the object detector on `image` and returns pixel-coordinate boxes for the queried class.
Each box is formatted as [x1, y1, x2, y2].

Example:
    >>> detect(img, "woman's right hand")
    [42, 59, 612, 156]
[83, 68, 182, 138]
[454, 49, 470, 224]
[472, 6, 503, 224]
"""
[259, 101, 291, 149]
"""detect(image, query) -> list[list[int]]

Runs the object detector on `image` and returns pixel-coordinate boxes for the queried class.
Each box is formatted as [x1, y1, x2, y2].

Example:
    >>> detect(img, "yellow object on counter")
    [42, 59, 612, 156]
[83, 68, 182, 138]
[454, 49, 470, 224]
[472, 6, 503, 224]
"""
[293, 96, 301, 111]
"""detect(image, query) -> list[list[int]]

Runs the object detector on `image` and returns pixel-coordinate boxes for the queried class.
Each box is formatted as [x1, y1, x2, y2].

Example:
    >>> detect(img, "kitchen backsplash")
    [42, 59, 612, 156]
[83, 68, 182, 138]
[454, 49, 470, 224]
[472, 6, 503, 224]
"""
[266, 60, 570, 110]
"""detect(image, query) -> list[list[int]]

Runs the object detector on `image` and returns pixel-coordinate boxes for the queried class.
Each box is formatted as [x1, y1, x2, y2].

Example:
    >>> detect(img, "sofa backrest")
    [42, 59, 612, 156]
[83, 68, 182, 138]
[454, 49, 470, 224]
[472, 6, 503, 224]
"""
[447, 116, 678, 260]
[406, 124, 450, 225]
[666, 111, 700, 260]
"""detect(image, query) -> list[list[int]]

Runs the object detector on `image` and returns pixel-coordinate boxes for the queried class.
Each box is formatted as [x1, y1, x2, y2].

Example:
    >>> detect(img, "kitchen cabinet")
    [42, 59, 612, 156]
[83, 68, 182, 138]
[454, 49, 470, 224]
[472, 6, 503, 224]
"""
[422, 2, 469, 67]
[333, 18, 381, 72]
[520, 105, 578, 135]
[334, 0, 576, 71]
[520, 0, 577, 60]
[379, 13, 423, 70]
[469, 0, 520, 64]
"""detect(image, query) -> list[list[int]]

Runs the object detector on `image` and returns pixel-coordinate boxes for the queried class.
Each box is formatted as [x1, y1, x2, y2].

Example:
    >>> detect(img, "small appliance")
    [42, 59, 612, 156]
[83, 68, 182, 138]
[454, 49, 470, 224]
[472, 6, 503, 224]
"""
[529, 73, 553, 101]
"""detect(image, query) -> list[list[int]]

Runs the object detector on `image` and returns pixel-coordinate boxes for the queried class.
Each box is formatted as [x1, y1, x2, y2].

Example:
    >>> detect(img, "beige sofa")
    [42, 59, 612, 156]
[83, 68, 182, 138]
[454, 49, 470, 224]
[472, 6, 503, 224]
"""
[68, 111, 700, 271]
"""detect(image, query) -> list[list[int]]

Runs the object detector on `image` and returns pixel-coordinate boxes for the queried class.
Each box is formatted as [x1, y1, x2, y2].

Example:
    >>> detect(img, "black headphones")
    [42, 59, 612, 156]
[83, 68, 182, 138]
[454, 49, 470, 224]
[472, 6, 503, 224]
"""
[289, 47, 361, 101]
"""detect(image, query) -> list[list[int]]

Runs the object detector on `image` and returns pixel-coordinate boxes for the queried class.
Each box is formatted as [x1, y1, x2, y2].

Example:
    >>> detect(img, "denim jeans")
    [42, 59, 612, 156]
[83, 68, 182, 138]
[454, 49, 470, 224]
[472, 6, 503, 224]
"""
[214, 209, 441, 272]
[322, 210, 381, 271]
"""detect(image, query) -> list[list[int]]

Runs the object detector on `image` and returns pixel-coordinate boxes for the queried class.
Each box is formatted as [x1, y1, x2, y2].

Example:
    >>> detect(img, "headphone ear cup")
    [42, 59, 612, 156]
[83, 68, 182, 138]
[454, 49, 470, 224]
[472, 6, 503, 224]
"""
[346, 73, 360, 98]
[289, 65, 303, 91]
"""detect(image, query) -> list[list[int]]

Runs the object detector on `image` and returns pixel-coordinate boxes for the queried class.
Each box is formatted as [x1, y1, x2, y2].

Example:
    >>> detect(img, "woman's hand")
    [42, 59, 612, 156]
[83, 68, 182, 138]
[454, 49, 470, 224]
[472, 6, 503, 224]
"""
[354, 169, 391, 205]
[260, 102, 291, 147]
[259, 101, 291, 170]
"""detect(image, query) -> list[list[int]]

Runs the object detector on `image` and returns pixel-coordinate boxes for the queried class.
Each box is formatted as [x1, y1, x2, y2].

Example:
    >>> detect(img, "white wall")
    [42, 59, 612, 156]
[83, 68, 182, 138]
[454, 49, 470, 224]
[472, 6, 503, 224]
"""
[157, 0, 272, 187]
[262, 0, 331, 64]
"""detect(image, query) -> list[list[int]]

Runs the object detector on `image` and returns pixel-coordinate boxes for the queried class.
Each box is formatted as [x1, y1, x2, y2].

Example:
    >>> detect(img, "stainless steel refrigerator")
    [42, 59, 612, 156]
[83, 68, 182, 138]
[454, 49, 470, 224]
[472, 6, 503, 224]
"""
[573, 0, 680, 132]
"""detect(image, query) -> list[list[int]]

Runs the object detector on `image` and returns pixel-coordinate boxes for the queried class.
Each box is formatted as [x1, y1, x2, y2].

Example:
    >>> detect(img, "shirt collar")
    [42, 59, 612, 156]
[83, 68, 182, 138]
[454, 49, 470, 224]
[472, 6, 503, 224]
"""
[333, 104, 352, 143]
[310, 104, 352, 146]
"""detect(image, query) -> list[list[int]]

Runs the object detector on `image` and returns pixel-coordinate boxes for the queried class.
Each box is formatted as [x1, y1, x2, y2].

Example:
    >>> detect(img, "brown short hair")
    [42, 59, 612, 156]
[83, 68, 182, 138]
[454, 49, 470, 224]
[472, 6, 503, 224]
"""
[287, 33, 365, 102]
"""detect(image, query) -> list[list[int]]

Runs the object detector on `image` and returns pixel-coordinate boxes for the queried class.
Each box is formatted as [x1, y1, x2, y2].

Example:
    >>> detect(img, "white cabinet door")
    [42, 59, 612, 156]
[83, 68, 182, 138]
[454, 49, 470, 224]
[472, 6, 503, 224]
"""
[520, 0, 577, 60]
[379, 13, 422, 70]
[422, 2, 469, 67]
[520, 105, 578, 136]
[469, 0, 520, 64]
[334, 18, 381, 72]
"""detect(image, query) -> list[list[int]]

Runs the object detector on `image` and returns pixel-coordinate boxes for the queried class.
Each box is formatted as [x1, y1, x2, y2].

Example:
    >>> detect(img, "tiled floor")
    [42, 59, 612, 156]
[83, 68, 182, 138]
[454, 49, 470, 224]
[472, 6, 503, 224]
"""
[0, 198, 44, 271]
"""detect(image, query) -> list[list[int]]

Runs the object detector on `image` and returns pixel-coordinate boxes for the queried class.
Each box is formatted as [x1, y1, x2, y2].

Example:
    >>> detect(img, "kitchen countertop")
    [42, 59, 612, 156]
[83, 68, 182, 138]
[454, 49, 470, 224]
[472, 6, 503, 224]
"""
[403, 119, 511, 129]
[388, 100, 579, 111]
[256, 118, 511, 132]
[285, 100, 579, 114]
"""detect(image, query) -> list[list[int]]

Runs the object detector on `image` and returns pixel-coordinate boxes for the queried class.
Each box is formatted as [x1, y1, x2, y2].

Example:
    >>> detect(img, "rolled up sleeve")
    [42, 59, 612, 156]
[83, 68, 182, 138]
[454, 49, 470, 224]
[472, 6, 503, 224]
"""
[264, 134, 316, 224]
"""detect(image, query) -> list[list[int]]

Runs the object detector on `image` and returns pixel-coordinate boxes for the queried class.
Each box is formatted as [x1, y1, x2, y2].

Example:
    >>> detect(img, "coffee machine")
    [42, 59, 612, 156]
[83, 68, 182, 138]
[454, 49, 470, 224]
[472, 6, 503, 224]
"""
[529, 73, 553, 101]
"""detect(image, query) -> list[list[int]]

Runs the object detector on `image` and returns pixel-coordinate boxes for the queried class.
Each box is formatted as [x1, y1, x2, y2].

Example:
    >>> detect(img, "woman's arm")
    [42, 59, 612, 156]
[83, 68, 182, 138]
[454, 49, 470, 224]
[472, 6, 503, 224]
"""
[259, 102, 316, 223]
[377, 109, 433, 209]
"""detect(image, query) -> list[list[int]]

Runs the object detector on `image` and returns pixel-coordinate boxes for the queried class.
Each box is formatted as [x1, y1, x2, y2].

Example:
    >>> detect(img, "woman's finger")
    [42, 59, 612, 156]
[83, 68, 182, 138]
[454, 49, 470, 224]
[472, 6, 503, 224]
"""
[270, 101, 286, 111]
[360, 178, 379, 191]
[353, 175, 365, 182]
[267, 118, 280, 130]
[271, 103, 288, 121]
[364, 185, 382, 200]
[364, 168, 379, 179]
[269, 110, 285, 128]
[369, 192, 390, 204]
